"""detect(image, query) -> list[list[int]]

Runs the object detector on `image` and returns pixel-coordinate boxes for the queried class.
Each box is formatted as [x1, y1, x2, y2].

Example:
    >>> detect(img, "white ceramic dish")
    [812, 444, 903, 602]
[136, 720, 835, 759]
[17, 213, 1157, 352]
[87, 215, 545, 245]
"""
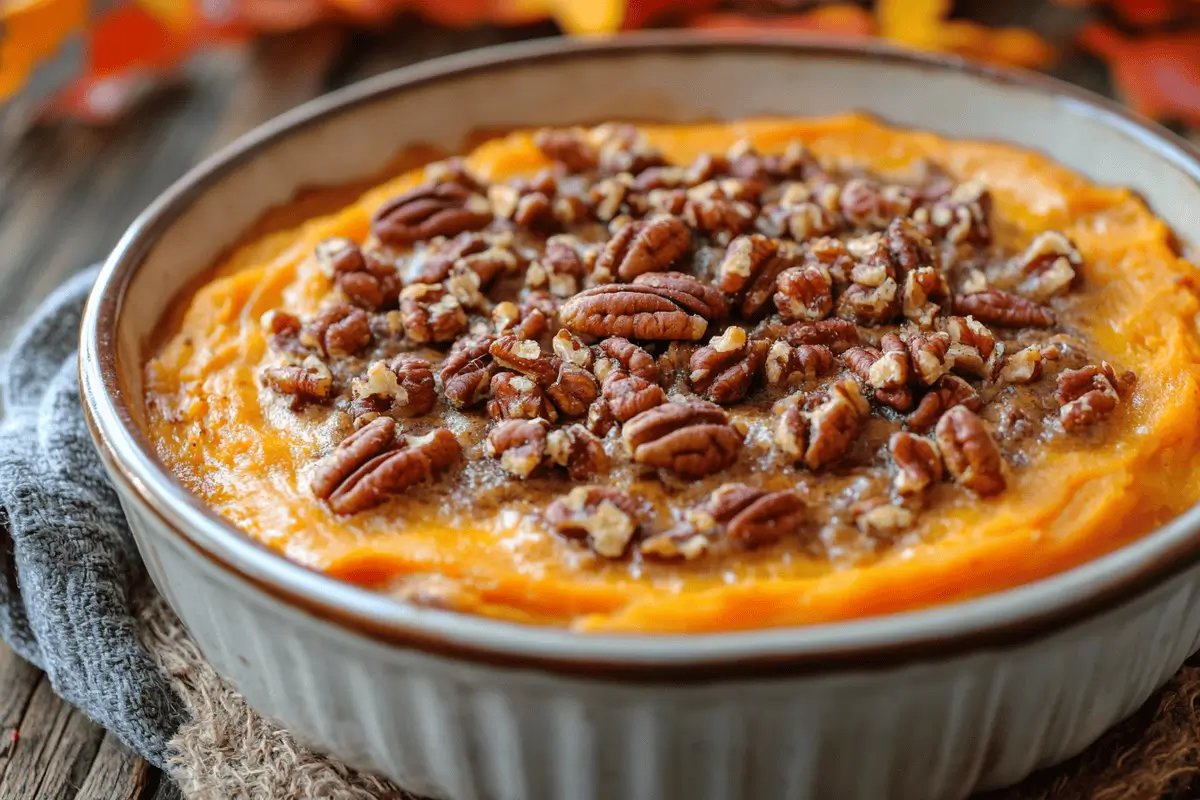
[79, 34, 1200, 799]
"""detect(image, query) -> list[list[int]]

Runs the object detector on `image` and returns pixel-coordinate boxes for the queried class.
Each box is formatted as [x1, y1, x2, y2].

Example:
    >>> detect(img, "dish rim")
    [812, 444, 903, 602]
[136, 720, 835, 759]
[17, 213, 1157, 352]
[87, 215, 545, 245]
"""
[79, 31, 1200, 680]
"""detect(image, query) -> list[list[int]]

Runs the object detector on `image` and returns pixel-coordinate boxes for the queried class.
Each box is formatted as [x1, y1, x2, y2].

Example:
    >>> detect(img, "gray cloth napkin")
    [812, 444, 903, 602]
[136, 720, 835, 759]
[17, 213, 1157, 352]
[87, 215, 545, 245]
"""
[0, 267, 188, 767]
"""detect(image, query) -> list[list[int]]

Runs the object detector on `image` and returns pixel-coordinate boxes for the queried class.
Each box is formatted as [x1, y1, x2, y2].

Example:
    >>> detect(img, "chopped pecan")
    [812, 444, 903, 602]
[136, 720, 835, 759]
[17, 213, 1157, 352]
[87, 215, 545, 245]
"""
[622, 400, 742, 477]
[586, 397, 619, 437]
[906, 332, 952, 386]
[488, 179, 555, 230]
[934, 406, 1006, 496]
[399, 283, 468, 344]
[727, 139, 817, 183]
[486, 419, 549, 479]
[911, 180, 992, 246]
[682, 196, 757, 244]
[806, 237, 858, 284]
[350, 356, 436, 417]
[776, 379, 870, 470]
[764, 341, 835, 387]
[592, 124, 667, 175]
[999, 345, 1045, 384]
[855, 502, 916, 536]
[602, 371, 667, 423]
[545, 486, 642, 558]
[642, 483, 806, 558]
[836, 244, 902, 325]
[1014, 231, 1081, 302]
[311, 417, 397, 500]
[327, 429, 462, 514]
[545, 363, 601, 419]
[594, 216, 691, 282]
[888, 432, 944, 496]
[494, 292, 555, 340]
[317, 238, 403, 311]
[552, 329, 594, 371]
[439, 335, 494, 409]
[906, 375, 982, 432]
[1055, 363, 1134, 430]
[300, 304, 372, 357]
[902, 265, 950, 328]
[533, 128, 598, 173]
[593, 336, 659, 384]
[774, 263, 833, 322]
[784, 318, 860, 354]
[756, 199, 840, 242]
[371, 182, 492, 246]
[489, 335, 598, 419]
[688, 327, 769, 404]
[716, 234, 803, 319]
[845, 339, 911, 404]
[488, 372, 557, 421]
[527, 234, 594, 298]
[944, 316, 1002, 379]
[838, 178, 916, 229]
[560, 274, 720, 341]
[589, 176, 630, 222]
[546, 424, 608, 480]
[411, 232, 518, 286]
[955, 290, 1055, 328]
[263, 356, 334, 405]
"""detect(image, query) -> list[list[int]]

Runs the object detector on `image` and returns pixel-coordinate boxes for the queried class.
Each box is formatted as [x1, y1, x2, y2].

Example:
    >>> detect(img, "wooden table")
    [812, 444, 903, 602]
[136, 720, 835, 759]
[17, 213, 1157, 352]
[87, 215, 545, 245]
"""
[1, 16, 1198, 800]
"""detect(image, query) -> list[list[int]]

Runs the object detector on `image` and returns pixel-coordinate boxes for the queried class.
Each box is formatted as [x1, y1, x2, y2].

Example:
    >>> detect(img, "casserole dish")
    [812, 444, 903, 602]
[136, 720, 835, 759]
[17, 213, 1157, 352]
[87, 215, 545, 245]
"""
[80, 33, 1200, 799]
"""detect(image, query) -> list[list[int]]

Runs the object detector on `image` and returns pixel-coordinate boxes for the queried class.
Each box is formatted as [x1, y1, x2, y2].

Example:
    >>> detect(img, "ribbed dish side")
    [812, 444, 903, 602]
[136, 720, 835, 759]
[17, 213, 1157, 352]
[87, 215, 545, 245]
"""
[119, 487, 1200, 800]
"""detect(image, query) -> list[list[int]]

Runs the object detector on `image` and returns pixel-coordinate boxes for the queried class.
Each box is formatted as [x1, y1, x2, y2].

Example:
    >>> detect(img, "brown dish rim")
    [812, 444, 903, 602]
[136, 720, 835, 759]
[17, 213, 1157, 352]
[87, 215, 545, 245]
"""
[79, 32, 1200, 681]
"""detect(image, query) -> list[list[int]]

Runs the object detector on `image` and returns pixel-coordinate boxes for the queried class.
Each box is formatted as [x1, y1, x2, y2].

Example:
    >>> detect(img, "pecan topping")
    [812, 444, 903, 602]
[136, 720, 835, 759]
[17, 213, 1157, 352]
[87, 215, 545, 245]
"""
[594, 336, 659, 384]
[756, 199, 840, 242]
[602, 371, 667, 423]
[784, 318, 860, 354]
[902, 265, 949, 328]
[559, 273, 721, 341]
[688, 327, 769, 404]
[488, 372, 556, 421]
[327, 429, 462, 514]
[489, 178, 555, 230]
[727, 139, 816, 182]
[682, 196, 757, 244]
[593, 124, 667, 175]
[371, 181, 492, 246]
[716, 234, 801, 319]
[311, 417, 397, 500]
[552, 329, 594, 371]
[906, 332, 952, 386]
[439, 335, 494, 410]
[486, 419, 549, 479]
[839, 178, 916, 229]
[765, 341, 835, 387]
[300, 304, 372, 357]
[399, 283, 468, 344]
[546, 424, 608, 480]
[836, 244, 902, 325]
[350, 356, 436, 417]
[263, 356, 333, 405]
[955, 289, 1055, 328]
[906, 375, 982, 432]
[489, 335, 598, 419]
[934, 406, 1006, 496]
[775, 379, 870, 470]
[622, 400, 743, 477]
[527, 234, 593, 298]
[317, 238, 402, 311]
[1014, 231, 1081, 302]
[1055, 363, 1134, 430]
[586, 397, 619, 437]
[534, 128, 599, 173]
[912, 180, 992, 246]
[545, 486, 642, 558]
[642, 483, 806, 558]
[855, 502, 916, 536]
[774, 263, 833, 322]
[999, 345, 1045, 384]
[412, 232, 517, 286]
[944, 316, 1002, 379]
[889, 432, 944, 496]
[594, 216, 691, 281]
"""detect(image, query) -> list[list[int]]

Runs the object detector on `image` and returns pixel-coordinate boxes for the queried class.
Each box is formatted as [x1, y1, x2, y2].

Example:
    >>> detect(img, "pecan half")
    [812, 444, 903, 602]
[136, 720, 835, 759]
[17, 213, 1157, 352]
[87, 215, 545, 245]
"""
[300, 304, 372, 357]
[784, 318, 860, 354]
[1055, 362, 1134, 430]
[594, 216, 691, 281]
[350, 356, 436, 417]
[902, 265, 949, 328]
[906, 375, 982, 432]
[411, 232, 517, 286]
[593, 336, 659, 384]
[263, 356, 333, 405]
[311, 417, 397, 500]
[934, 406, 1006, 496]
[688, 327, 769, 404]
[622, 400, 743, 477]
[439, 335, 494, 409]
[546, 424, 608, 480]
[489, 335, 598, 419]
[486, 419, 549, 479]
[534, 128, 598, 173]
[488, 372, 557, 421]
[399, 283, 468, 344]
[774, 263, 834, 322]
[327, 429, 462, 514]
[955, 289, 1055, 328]
[560, 274, 720, 341]
[371, 182, 492, 246]
[716, 234, 802, 319]
[317, 238, 402, 311]
[545, 486, 642, 558]
[642, 483, 806, 558]
[602, 371, 667, 423]
[944, 316, 1002, 379]
[775, 379, 870, 470]
[889, 432, 944, 496]
[1014, 231, 1081, 302]
[764, 341, 835, 387]
[906, 332, 952, 386]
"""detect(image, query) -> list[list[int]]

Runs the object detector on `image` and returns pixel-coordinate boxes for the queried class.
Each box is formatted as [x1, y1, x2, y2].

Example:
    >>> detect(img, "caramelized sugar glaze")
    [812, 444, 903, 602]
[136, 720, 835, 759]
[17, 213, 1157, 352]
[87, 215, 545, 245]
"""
[145, 116, 1200, 632]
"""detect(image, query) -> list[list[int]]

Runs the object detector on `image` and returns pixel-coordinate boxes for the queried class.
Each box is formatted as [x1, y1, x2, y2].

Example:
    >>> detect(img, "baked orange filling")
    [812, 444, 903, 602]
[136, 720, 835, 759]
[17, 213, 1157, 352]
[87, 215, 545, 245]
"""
[144, 116, 1200, 633]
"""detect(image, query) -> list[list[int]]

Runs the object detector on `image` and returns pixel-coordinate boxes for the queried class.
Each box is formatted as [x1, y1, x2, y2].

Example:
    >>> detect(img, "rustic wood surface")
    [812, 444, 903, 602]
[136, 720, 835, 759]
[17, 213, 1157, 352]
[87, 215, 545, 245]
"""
[1, 16, 1199, 800]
